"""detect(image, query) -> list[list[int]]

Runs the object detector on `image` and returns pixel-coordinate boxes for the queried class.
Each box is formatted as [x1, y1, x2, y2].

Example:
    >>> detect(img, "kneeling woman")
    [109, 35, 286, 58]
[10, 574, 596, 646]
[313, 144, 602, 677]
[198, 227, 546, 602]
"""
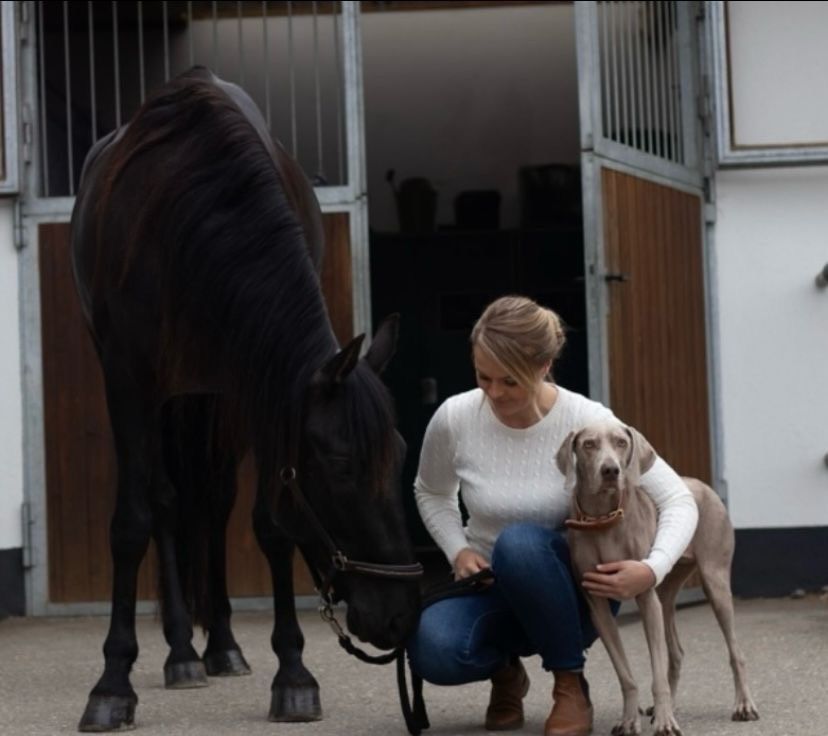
[408, 295, 698, 735]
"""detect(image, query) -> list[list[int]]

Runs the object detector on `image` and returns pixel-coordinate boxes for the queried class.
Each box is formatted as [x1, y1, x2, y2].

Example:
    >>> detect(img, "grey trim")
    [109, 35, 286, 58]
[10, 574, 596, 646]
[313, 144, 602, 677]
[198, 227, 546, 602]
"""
[709, 0, 828, 167]
[1, 2, 20, 194]
[341, 2, 371, 341]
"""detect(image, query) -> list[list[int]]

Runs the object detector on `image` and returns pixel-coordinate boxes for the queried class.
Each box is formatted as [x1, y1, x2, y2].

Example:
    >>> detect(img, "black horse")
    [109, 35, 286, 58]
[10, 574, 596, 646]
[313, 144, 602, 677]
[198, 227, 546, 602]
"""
[70, 66, 421, 731]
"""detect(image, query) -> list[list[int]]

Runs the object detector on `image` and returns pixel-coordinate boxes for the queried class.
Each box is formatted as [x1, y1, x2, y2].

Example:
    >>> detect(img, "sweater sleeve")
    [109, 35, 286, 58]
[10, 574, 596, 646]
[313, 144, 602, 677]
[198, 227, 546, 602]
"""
[414, 400, 469, 566]
[638, 457, 699, 584]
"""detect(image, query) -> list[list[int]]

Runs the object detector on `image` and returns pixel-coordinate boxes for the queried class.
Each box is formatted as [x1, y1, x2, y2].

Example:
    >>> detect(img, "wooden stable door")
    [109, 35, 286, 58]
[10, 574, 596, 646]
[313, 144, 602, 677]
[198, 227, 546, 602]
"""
[40, 213, 352, 604]
[602, 169, 711, 483]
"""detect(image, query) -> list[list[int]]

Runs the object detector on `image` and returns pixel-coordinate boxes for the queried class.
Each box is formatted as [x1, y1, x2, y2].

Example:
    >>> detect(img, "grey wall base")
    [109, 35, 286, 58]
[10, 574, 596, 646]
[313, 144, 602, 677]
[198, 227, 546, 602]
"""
[0, 548, 24, 618]
[732, 527, 828, 598]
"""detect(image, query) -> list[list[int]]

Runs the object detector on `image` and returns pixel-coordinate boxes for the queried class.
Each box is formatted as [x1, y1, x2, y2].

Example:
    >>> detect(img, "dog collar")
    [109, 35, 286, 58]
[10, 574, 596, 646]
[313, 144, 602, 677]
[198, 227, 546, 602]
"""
[565, 488, 626, 531]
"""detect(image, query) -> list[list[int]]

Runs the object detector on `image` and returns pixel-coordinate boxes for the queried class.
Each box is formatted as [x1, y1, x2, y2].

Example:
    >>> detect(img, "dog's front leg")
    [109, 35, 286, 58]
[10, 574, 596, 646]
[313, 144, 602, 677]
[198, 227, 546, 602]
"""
[636, 590, 681, 735]
[585, 595, 641, 735]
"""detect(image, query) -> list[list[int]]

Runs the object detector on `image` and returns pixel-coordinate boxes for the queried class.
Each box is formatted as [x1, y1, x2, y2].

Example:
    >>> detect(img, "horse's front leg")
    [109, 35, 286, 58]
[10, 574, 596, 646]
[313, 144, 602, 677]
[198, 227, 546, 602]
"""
[203, 451, 251, 677]
[253, 502, 322, 722]
[79, 370, 157, 732]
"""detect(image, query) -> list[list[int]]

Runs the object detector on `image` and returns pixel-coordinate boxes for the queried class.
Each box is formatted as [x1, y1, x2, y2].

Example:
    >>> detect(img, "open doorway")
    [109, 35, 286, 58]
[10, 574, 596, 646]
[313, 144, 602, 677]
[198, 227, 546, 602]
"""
[361, 2, 585, 549]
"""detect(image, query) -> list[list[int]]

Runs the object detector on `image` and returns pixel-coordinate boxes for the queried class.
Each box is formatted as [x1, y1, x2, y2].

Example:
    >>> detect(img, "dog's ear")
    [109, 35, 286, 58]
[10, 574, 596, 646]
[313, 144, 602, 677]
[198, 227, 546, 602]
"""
[625, 426, 656, 475]
[555, 431, 578, 480]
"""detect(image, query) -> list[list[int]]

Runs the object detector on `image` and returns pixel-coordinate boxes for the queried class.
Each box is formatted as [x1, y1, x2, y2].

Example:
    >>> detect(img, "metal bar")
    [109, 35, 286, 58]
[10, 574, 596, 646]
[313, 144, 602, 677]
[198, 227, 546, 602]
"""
[288, 0, 298, 156]
[188, 1, 194, 67]
[138, 1, 145, 103]
[654, 1, 667, 158]
[600, 2, 611, 142]
[263, 1, 271, 131]
[213, 1, 219, 73]
[664, 1, 677, 161]
[163, 1, 170, 81]
[633, 1, 645, 152]
[38, 0, 49, 196]
[333, 1, 344, 183]
[88, 2, 97, 144]
[670, 1, 684, 164]
[312, 0, 324, 182]
[113, 1, 121, 130]
[238, 1, 244, 86]
[642, 0, 654, 155]
[618, 0, 628, 146]
[63, 2, 74, 196]
[610, 1, 620, 142]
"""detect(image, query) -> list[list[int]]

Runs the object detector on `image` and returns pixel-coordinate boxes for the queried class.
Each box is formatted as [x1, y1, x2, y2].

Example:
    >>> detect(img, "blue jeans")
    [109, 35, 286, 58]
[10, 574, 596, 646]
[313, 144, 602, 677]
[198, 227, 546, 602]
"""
[407, 523, 618, 686]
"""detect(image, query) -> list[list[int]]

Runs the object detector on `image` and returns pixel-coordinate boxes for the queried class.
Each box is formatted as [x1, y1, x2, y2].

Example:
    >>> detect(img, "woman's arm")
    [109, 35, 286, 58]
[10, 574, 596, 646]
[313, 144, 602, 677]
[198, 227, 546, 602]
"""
[414, 401, 470, 568]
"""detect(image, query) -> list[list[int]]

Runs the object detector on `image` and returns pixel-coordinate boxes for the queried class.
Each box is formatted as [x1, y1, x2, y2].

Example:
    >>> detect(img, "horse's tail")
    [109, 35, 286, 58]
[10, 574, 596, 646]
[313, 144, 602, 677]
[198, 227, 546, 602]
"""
[162, 395, 236, 632]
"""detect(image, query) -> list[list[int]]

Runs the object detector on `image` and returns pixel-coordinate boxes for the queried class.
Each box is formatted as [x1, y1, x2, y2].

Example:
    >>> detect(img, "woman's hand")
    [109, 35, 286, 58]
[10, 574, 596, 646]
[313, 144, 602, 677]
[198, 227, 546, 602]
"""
[582, 560, 656, 600]
[453, 547, 491, 581]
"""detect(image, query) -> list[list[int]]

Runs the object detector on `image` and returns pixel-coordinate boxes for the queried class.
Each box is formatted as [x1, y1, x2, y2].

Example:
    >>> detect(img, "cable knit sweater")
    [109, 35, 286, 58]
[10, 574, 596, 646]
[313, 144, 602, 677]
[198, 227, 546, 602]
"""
[414, 386, 699, 585]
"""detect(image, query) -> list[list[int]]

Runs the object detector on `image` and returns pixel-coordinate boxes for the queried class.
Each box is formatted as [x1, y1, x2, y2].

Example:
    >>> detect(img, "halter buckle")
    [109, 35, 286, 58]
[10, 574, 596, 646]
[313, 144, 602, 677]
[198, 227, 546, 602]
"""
[332, 551, 350, 571]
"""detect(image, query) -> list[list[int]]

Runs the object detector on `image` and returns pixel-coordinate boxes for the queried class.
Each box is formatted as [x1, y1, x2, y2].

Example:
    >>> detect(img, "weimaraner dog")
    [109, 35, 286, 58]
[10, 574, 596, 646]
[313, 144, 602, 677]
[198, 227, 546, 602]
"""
[556, 420, 759, 735]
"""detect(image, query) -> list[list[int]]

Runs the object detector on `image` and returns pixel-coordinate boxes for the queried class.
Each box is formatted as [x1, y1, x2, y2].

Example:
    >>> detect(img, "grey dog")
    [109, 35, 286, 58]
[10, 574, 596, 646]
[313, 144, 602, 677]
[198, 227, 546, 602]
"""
[555, 420, 759, 735]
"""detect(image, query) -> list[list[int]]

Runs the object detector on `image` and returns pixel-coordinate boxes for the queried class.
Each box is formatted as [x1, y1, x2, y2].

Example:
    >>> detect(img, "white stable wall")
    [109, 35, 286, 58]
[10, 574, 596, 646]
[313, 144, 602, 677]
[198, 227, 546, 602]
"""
[0, 199, 23, 551]
[361, 3, 580, 231]
[714, 167, 828, 528]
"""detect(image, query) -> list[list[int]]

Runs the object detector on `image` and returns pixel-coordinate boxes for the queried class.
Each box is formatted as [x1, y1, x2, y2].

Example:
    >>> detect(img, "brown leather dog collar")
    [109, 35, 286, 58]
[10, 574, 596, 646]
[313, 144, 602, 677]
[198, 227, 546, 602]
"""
[565, 488, 626, 531]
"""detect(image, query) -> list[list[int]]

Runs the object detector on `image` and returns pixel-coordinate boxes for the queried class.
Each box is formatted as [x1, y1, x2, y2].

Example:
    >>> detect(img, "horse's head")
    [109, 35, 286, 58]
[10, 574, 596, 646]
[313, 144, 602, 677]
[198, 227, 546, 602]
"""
[288, 315, 420, 650]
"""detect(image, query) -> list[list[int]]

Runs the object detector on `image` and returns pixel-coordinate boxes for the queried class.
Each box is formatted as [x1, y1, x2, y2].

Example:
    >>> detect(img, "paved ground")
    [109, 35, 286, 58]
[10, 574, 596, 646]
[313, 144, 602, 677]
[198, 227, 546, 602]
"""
[1, 595, 826, 736]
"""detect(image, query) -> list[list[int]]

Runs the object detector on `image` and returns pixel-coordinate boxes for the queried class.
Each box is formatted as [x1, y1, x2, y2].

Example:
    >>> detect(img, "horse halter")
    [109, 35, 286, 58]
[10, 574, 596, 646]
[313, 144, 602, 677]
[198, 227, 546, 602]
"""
[278, 466, 424, 606]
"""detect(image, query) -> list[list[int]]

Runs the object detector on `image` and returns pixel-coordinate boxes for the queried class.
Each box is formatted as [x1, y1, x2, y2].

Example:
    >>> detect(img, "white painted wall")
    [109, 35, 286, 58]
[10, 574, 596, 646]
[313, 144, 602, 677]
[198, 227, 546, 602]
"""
[0, 199, 23, 550]
[714, 167, 828, 528]
[727, 1, 828, 147]
[361, 4, 579, 231]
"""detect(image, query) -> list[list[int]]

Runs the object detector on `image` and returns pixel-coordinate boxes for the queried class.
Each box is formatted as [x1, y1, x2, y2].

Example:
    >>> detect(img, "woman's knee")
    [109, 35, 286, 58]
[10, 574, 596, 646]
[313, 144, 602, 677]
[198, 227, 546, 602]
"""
[491, 523, 569, 572]
[407, 612, 466, 684]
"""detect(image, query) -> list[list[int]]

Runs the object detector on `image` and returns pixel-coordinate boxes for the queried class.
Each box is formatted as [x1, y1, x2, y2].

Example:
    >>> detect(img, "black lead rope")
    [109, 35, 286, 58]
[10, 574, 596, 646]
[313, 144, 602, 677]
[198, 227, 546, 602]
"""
[320, 602, 429, 734]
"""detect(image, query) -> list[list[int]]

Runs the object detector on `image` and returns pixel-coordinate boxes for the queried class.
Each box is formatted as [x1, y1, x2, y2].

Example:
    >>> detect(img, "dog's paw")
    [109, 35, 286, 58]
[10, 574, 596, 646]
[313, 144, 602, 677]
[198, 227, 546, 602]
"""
[650, 705, 682, 736]
[611, 718, 641, 736]
[732, 698, 760, 721]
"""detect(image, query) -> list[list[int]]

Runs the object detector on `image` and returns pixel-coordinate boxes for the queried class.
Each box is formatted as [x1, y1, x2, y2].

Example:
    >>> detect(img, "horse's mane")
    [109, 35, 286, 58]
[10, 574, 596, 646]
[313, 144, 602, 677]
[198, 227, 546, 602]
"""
[96, 71, 396, 493]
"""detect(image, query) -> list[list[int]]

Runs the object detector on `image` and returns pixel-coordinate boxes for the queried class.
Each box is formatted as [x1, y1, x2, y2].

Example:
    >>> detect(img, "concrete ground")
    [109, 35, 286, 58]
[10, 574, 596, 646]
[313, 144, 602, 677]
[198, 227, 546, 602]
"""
[1, 595, 826, 736]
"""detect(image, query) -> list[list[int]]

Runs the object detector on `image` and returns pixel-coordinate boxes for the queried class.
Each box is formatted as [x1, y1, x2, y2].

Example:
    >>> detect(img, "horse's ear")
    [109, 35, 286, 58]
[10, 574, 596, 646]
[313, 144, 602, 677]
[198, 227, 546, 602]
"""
[555, 431, 578, 480]
[625, 425, 656, 475]
[364, 313, 400, 375]
[321, 334, 365, 385]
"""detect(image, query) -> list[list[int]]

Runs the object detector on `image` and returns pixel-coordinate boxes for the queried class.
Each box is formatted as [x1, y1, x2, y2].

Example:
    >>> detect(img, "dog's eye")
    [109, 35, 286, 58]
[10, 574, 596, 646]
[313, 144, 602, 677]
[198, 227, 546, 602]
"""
[582, 439, 597, 450]
[615, 438, 628, 449]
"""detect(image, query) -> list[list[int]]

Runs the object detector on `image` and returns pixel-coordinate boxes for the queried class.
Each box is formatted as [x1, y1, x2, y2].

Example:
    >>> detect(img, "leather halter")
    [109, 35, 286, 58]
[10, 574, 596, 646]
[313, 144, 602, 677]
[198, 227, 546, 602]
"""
[565, 486, 627, 531]
[278, 466, 424, 604]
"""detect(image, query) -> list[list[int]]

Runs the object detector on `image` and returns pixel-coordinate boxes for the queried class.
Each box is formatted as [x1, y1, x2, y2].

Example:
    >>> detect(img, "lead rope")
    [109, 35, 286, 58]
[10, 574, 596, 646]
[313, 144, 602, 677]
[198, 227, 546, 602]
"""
[320, 601, 429, 734]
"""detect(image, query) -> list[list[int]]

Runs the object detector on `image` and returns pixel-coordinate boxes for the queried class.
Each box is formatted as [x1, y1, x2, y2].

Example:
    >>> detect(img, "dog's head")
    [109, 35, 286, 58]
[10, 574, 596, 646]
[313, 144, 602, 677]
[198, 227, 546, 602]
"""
[556, 421, 656, 508]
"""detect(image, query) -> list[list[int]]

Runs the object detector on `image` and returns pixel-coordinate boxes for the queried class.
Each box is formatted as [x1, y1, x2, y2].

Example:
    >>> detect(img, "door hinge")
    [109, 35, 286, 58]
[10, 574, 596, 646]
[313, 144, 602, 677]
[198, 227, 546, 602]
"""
[21, 102, 32, 165]
[18, 1, 30, 43]
[21, 501, 35, 570]
[13, 198, 26, 251]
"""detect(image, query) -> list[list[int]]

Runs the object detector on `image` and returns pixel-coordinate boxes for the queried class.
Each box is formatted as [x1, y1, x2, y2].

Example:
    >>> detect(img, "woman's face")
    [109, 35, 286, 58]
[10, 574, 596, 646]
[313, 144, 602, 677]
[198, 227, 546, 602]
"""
[473, 345, 545, 425]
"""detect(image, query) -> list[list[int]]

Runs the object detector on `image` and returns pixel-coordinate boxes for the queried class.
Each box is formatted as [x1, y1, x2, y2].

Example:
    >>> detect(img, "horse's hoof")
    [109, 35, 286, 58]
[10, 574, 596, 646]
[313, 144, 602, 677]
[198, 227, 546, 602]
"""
[269, 685, 323, 722]
[204, 649, 252, 677]
[78, 694, 137, 732]
[164, 660, 209, 689]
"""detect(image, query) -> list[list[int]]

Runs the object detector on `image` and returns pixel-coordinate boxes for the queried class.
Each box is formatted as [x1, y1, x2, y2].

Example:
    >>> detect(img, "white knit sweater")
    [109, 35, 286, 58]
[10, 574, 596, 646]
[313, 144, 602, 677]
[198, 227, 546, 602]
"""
[414, 386, 699, 585]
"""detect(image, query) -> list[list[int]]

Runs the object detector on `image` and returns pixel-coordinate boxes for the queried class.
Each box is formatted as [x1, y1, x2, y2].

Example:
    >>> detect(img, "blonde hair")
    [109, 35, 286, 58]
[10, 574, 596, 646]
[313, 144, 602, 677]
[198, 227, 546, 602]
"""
[470, 295, 567, 393]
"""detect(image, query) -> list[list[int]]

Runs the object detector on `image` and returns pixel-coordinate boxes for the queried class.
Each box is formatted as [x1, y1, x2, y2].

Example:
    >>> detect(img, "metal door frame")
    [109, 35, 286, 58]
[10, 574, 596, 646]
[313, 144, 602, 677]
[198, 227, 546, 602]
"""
[575, 1, 725, 498]
[17, 0, 371, 616]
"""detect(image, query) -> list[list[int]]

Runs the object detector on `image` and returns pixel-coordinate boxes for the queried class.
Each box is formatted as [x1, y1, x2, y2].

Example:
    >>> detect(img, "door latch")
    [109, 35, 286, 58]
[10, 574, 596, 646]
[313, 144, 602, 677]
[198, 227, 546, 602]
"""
[603, 272, 630, 283]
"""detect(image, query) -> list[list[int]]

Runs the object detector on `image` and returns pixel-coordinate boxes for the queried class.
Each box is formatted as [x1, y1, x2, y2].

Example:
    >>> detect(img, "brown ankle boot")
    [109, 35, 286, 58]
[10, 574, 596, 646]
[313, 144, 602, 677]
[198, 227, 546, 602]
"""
[544, 670, 593, 736]
[484, 658, 530, 731]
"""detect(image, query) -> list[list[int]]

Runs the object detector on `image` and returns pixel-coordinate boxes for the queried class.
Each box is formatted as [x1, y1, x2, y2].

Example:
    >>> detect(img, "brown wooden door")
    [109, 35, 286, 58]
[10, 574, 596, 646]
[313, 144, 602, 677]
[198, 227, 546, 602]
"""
[40, 213, 353, 604]
[601, 168, 711, 483]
